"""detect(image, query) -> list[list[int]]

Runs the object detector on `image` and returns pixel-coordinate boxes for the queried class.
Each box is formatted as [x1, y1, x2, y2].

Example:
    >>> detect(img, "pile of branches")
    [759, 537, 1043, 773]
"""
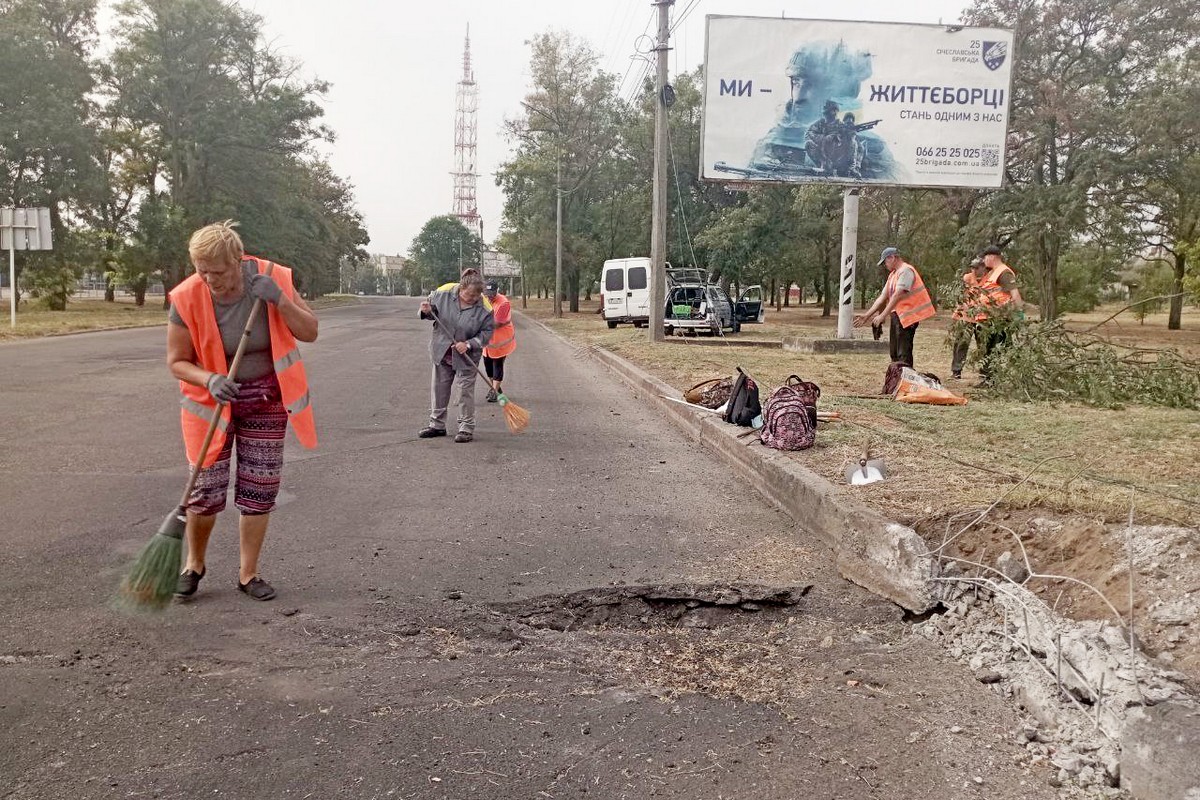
[986, 320, 1200, 409]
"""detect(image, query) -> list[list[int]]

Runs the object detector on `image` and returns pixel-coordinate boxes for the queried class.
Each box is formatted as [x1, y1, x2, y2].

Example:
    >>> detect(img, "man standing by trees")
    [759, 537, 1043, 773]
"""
[974, 245, 1023, 384]
[854, 247, 936, 368]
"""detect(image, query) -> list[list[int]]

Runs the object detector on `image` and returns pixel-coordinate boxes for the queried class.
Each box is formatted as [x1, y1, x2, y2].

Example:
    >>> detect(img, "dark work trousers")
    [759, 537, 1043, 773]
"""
[889, 313, 918, 368]
[951, 322, 979, 375]
[483, 355, 506, 383]
[978, 327, 1009, 378]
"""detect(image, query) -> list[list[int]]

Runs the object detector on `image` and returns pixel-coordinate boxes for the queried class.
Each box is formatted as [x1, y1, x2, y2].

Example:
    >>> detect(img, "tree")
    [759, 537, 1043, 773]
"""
[0, 0, 103, 308]
[1112, 51, 1200, 329]
[409, 216, 481, 291]
[964, 0, 1198, 320]
[108, 0, 352, 296]
[498, 32, 628, 311]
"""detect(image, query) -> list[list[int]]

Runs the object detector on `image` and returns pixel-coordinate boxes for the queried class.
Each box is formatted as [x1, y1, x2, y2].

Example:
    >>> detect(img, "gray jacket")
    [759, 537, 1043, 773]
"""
[424, 286, 495, 370]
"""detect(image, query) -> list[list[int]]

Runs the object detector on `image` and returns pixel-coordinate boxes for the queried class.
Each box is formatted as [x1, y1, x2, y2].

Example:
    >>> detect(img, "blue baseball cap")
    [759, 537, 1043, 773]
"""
[877, 246, 899, 266]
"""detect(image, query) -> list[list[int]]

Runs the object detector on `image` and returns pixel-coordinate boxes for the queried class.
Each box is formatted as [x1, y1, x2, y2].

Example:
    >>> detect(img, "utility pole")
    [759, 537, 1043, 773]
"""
[648, 0, 674, 343]
[555, 153, 563, 318]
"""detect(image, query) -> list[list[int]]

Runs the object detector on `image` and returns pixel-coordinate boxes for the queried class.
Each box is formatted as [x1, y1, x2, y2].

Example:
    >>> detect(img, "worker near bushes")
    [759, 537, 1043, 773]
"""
[419, 271, 494, 443]
[974, 244, 1024, 382]
[167, 220, 319, 601]
[481, 280, 516, 403]
[853, 246, 936, 368]
[950, 256, 989, 379]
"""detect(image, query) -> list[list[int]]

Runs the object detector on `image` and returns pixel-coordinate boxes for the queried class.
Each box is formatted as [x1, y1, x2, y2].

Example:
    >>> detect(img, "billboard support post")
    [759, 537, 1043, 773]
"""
[836, 188, 860, 339]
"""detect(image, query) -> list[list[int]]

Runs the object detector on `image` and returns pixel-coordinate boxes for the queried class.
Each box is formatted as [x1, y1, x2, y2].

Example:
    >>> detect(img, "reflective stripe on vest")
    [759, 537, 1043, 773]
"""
[274, 347, 302, 372]
[169, 256, 317, 466]
[286, 389, 311, 416]
[181, 396, 230, 433]
[886, 263, 937, 329]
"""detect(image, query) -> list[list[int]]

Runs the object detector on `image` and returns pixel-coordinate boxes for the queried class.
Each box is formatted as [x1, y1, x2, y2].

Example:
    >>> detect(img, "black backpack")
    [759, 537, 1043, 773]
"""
[722, 367, 761, 426]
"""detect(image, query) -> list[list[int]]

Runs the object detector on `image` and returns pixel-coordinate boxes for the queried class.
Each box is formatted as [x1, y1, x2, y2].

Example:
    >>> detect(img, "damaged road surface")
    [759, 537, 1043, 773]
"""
[0, 300, 1060, 799]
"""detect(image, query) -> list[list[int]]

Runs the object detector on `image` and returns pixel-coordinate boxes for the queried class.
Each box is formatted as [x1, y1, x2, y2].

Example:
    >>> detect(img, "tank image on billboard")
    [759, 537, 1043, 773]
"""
[701, 16, 1015, 189]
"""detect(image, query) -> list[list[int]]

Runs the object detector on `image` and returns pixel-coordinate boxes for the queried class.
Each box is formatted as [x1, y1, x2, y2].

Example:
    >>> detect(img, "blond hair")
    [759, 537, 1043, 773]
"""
[189, 220, 244, 267]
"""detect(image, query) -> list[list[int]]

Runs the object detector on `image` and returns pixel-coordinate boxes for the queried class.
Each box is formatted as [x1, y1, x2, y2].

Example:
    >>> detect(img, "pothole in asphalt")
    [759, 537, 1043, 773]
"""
[489, 582, 813, 632]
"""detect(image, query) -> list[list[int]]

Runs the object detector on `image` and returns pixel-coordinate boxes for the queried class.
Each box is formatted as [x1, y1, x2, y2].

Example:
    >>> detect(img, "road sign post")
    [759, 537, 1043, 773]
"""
[1, 207, 54, 328]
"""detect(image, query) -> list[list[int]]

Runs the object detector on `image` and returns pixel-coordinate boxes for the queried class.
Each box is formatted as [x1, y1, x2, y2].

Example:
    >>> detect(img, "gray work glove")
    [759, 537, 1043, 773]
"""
[247, 272, 282, 305]
[206, 373, 241, 403]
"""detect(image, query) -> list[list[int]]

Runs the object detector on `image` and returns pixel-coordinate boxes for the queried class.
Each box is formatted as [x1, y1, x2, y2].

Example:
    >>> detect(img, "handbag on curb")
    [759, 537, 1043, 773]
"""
[683, 377, 733, 409]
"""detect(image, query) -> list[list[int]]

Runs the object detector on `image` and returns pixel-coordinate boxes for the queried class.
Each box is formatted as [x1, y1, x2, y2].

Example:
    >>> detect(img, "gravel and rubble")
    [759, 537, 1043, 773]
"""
[919, 557, 1197, 798]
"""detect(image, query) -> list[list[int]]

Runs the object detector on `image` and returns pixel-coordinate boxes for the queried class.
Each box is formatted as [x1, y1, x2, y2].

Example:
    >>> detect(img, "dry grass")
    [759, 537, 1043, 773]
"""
[0, 295, 359, 341]
[523, 297, 1200, 527]
[0, 298, 167, 340]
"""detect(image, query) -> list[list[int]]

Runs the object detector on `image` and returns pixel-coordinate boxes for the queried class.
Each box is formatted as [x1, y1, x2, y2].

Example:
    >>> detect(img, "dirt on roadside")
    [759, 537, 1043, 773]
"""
[914, 509, 1200, 690]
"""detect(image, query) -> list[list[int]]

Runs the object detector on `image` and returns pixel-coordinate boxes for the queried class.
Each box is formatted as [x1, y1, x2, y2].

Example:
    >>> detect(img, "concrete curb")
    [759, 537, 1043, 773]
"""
[521, 313, 934, 612]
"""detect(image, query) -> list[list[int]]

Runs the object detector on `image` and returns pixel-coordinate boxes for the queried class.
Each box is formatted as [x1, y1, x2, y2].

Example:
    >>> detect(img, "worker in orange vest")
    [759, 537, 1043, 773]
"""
[975, 244, 1023, 382]
[950, 256, 990, 379]
[481, 280, 516, 403]
[854, 246, 936, 368]
[167, 220, 319, 602]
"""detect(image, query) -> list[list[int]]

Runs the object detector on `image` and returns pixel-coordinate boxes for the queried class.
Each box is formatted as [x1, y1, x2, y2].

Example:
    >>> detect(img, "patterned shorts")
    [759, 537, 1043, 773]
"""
[187, 373, 288, 516]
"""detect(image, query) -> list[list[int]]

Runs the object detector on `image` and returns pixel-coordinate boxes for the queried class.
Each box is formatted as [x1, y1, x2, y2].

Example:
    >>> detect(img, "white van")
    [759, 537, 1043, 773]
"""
[601, 257, 651, 328]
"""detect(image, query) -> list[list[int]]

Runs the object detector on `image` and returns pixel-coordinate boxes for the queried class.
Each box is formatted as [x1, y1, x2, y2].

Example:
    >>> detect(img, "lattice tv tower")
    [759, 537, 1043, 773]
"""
[451, 27, 482, 241]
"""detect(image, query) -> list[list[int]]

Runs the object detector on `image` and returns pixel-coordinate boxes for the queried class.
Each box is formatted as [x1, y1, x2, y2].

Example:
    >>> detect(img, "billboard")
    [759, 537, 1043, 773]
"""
[701, 16, 1014, 188]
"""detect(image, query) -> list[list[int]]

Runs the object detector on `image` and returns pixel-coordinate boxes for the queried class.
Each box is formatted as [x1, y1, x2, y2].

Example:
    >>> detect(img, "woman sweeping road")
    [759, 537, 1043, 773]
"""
[482, 280, 516, 404]
[418, 272, 494, 443]
[167, 221, 319, 601]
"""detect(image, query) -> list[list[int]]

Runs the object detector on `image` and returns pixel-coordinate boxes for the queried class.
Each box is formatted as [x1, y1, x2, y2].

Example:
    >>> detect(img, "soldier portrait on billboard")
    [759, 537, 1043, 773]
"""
[713, 39, 898, 183]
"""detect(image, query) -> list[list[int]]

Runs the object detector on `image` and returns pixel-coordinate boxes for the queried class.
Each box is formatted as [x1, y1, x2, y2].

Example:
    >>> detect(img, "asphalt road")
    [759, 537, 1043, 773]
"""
[0, 299, 1057, 799]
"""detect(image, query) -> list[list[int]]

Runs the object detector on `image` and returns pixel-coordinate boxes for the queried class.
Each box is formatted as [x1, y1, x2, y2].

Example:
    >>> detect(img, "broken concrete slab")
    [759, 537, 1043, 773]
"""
[1121, 701, 1200, 800]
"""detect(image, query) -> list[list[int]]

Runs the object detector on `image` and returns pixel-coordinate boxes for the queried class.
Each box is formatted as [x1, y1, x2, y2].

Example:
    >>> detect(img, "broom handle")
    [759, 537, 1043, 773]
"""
[176, 262, 275, 509]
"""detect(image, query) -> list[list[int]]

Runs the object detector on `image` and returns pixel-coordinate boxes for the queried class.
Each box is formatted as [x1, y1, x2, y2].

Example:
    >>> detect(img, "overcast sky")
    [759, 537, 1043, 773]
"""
[107, 1, 971, 255]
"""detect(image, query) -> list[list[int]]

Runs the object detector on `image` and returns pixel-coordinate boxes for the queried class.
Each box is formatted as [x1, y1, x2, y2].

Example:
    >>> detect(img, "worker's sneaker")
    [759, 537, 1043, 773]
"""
[951, 371, 962, 380]
[418, 427, 447, 438]
[175, 567, 205, 597]
[486, 389, 498, 403]
[454, 431, 473, 443]
[237, 576, 276, 601]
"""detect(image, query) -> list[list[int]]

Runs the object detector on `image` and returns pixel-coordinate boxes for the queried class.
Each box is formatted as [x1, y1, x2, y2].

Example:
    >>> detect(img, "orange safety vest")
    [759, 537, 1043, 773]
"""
[977, 263, 1016, 312]
[483, 293, 516, 359]
[169, 256, 317, 467]
[952, 271, 988, 322]
[885, 261, 936, 328]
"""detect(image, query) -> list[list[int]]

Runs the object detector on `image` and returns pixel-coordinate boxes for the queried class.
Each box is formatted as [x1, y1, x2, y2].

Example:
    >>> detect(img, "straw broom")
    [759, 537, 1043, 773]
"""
[116, 265, 272, 611]
[429, 305, 530, 434]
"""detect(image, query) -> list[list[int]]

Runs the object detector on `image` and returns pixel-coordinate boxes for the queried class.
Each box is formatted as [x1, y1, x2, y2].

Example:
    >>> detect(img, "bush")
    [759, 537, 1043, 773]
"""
[987, 320, 1200, 409]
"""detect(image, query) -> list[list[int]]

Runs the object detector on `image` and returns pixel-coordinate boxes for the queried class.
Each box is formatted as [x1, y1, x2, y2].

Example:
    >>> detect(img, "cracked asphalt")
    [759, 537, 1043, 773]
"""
[0, 298, 1059, 799]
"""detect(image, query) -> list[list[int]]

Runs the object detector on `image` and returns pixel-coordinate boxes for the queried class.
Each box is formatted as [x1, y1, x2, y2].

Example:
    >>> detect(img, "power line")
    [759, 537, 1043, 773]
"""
[617, 9, 657, 101]
[669, 0, 701, 34]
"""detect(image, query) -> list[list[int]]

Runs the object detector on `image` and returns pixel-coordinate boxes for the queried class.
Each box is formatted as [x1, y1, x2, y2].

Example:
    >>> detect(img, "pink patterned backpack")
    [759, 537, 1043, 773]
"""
[759, 375, 820, 451]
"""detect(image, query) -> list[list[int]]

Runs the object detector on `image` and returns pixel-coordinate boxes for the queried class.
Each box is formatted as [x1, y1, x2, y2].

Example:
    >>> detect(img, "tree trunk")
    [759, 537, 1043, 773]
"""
[568, 273, 579, 313]
[772, 279, 780, 311]
[1168, 251, 1185, 330]
[821, 252, 833, 317]
[1036, 230, 1059, 321]
[104, 280, 115, 302]
[783, 282, 790, 307]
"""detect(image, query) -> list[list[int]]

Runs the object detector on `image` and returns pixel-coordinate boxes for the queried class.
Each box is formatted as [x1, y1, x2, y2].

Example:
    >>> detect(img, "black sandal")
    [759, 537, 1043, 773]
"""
[237, 576, 276, 601]
[175, 567, 205, 597]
